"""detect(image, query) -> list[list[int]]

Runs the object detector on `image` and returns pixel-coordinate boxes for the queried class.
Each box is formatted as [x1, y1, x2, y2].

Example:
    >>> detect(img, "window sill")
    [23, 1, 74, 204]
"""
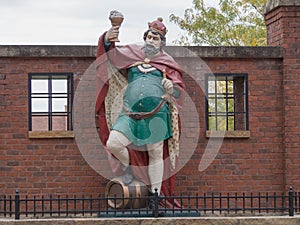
[206, 130, 250, 138]
[28, 131, 75, 139]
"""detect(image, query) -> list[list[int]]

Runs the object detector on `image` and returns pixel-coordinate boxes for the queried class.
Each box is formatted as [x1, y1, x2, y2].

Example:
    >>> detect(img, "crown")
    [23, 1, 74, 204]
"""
[148, 17, 168, 36]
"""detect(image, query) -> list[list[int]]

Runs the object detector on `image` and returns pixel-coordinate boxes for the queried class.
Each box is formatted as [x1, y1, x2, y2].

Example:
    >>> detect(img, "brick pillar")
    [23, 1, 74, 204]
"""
[264, 0, 300, 190]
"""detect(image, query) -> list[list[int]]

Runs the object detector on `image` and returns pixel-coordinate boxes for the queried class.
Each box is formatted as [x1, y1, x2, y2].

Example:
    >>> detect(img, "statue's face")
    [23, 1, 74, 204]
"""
[145, 30, 162, 49]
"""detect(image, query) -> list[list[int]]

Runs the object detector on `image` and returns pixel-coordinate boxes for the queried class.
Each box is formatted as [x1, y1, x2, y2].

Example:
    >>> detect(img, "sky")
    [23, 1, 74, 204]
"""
[0, 0, 219, 46]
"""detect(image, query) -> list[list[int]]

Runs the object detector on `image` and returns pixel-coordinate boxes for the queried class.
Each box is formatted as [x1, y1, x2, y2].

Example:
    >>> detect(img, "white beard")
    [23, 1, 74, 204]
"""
[143, 43, 160, 57]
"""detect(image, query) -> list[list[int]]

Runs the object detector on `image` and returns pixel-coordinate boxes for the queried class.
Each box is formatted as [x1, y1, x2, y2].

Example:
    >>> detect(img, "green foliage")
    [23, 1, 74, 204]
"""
[169, 0, 268, 46]
[208, 79, 235, 131]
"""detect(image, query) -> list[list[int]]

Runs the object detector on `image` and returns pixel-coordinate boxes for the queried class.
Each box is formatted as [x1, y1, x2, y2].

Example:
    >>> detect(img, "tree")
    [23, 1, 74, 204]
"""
[169, 0, 268, 46]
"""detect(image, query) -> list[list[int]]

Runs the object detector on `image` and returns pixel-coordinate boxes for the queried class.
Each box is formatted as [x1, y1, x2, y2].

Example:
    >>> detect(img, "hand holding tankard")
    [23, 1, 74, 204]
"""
[107, 10, 124, 42]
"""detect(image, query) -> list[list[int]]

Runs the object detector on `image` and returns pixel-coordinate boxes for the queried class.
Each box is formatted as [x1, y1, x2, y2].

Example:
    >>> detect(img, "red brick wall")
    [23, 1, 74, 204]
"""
[0, 54, 284, 196]
[0, 58, 108, 196]
[0, 2, 299, 197]
[175, 57, 284, 195]
[265, 5, 300, 190]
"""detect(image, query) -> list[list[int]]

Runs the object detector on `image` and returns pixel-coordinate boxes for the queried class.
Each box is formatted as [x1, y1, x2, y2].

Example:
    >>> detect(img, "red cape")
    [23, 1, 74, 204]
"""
[95, 33, 186, 207]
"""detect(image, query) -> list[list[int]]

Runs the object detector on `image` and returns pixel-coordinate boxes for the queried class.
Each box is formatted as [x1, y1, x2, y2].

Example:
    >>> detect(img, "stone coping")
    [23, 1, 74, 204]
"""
[263, 0, 300, 15]
[28, 131, 75, 139]
[0, 45, 282, 59]
[0, 216, 300, 225]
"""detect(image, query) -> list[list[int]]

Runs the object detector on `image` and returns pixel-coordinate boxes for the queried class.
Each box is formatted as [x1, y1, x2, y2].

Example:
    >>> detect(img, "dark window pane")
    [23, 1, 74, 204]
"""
[29, 73, 73, 131]
[206, 73, 248, 131]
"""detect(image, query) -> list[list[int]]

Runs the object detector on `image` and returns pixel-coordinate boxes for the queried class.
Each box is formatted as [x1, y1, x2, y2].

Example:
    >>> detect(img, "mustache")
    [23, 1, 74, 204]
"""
[143, 43, 160, 56]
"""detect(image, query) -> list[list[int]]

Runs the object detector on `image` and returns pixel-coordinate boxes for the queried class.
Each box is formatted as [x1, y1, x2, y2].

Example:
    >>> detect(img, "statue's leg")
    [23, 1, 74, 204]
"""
[106, 130, 131, 167]
[147, 141, 164, 195]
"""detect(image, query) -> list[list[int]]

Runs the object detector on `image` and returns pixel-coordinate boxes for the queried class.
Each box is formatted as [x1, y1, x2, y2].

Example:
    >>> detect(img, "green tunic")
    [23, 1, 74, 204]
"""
[112, 65, 172, 146]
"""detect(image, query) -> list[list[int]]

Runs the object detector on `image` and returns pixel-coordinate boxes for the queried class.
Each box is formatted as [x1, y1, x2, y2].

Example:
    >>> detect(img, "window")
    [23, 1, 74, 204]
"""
[206, 73, 248, 131]
[28, 73, 73, 132]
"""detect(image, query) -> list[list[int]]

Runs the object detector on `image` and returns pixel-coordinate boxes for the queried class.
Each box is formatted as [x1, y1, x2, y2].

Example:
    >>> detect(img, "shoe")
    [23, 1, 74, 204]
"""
[148, 191, 165, 217]
[121, 165, 134, 185]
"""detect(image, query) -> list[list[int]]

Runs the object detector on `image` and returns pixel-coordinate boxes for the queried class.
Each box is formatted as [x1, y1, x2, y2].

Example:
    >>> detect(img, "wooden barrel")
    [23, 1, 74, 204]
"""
[105, 177, 149, 209]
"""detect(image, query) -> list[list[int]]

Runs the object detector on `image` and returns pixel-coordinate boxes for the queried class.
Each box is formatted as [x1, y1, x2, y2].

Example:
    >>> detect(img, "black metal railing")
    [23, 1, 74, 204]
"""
[0, 186, 299, 220]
